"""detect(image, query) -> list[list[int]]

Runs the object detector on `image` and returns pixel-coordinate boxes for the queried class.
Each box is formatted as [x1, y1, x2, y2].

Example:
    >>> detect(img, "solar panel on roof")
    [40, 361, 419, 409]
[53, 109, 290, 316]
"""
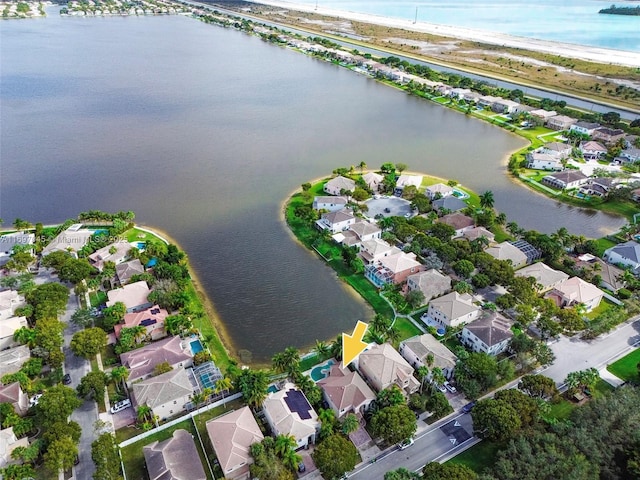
[284, 389, 313, 420]
[150, 308, 161, 315]
[140, 319, 157, 327]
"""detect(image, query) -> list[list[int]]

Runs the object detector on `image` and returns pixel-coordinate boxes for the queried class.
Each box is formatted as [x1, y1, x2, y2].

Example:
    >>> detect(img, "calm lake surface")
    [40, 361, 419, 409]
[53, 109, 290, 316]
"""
[0, 14, 624, 362]
[291, 0, 640, 52]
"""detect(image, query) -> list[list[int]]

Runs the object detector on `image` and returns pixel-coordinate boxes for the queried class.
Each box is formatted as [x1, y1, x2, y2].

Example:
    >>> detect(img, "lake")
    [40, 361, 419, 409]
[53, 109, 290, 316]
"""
[0, 13, 624, 362]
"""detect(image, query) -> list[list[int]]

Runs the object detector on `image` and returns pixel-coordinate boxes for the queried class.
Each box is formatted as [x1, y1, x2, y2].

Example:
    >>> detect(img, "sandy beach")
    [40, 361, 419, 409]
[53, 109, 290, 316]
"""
[247, 0, 640, 67]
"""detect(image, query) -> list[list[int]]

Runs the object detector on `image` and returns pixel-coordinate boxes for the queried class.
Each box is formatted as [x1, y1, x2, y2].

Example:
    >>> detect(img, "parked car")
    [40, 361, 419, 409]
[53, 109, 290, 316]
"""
[444, 381, 457, 394]
[110, 398, 132, 414]
[298, 463, 306, 473]
[29, 393, 43, 407]
[384, 207, 391, 213]
[62, 374, 71, 385]
[398, 438, 414, 450]
[462, 402, 476, 413]
[437, 384, 447, 393]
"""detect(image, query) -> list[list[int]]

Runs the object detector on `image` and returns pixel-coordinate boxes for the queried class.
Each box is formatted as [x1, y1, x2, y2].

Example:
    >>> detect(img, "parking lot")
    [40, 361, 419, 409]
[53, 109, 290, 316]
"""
[364, 196, 414, 219]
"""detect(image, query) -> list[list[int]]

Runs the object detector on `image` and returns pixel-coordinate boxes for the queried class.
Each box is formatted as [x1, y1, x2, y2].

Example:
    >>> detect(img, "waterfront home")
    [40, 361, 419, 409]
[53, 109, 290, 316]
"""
[578, 177, 616, 198]
[0, 427, 29, 468]
[478, 95, 500, 108]
[324, 176, 356, 196]
[0, 233, 35, 259]
[399, 334, 457, 380]
[356, 343, 419, 396]
[448, 88, 471, 100]
[0, 345, 30, 378]
[437, 213, 475, 238]
[406, 269, 452, 304]
[432, 195, 467, 213]
[575, 254, 625, 293]
[530, 109, 557, 122]
[426, 292, 481, 328]
[485, 242, 527, 269]
[41, 224, 93, 257]
[206, 407, 264, 480]
[262, 383, 320, 449]
[526, 152, 563, 171]
[510, 239, 542, 265]
[425, 183, 454, 200]
[462, 91, 482, 103]
[395, 174, 423, 195]
[115, 259, 144, 286]
[540, 142, 572, 158]
[313, 196, 348, 212]
[546, 115, 577, 131]
[633, 188, 640, 203]
[515, 262, 569, 292]
[359, 238, 401, 265]
[88, 240, 131, 271]
[317, 364, 375, 418]
[621, 148, 640, 163]
[334, 219, 382, 249]
[463, 226, 495, 244]
[106, 280, 152, 313]
[120, 335, 193, 385]
[491, 98, 520, 114]
[143, 429, 206, 480]
[362, 172, 383, 192]
[364, 251, 423, 287]
[624, 135, 639, 149]
[542, 171, 589, 190]
[0, 316, 27, 351]
[131, 368, 194, 421]
[592, 127, 625, 145]
[0, 290, 23, 321]
[570, 121, 601, 136]
[114, 305, 168, 341]
[603, 241, 640, 274]
[546, 277, 604, 312]
[579, 141, 608, 160]
[461, 312, 513, 356]
[0, 382, 29, 417]
[316, 209, 356, 234]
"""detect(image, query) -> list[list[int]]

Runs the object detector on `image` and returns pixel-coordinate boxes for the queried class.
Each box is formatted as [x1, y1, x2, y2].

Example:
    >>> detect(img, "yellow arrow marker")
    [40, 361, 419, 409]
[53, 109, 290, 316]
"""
[342, 321, 369, 368]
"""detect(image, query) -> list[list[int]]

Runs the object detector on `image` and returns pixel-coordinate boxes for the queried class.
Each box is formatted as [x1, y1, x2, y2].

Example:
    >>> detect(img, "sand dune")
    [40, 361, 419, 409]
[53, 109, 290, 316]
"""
[247, 0, 640, 67]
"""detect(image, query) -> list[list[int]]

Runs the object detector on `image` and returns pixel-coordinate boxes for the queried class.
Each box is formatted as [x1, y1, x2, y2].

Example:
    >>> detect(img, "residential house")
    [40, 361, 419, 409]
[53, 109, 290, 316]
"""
[569, 121, 601, 136]
[0, 427, 29, 468]
[356, 343, 419, 395]
[317, 365, 376, 418]
[131, 368, 195, 421]
[313, 196, 348, 212]
[515, 262, 569, 292]
[485, 242, 527, 269]
[592, 127, 625, 145]
[432, 196, 467, 213]
[324, 176, 356, 196]
[406, 269, 452, 304]
[448, 88, 471, 100]
[395, 175, 423, 195]
[542, 171, 589, 190]
[624, 135, 639, 149]
[575, 254, 625, 293]
[399, 334, 458, 380]
[546, 277, 604, 312]
[478, 95, 500, 108]
[0, 345, 30, 378]
[206, 407, 264, 480]
[115, 305, 168, 341]
[425, 183, 454, 200]
[0, 316, 27, 351]
[546, 115, 577, 131]
[143, 429, 206, 480]
[510, 239, 542, 265]
[603, 241, 640, 274]
[633, 188, 640, 203]
[0, 382, 29, 417]
[106, 280, 152, 313]
[41, 224, 94, 256]
[579, 177, 615, 198]
[462, 227, 495, 244]
[364, 251, 423, 287]
[621, 148, 640, 164]
[316, 209, 356, 234]
[362, 172, 383, 192]
[437, 213, 475, 238]
[334, 220, 382, 249]
[530, 109, 557, 122]
[526, 152, 563, 171]
[579, 141, 608, 160]
[425, 292, 481, 328]
[0, 233, 35, 259]
[262, 383, 320, 449]
[88, 240, 131, 271]
[120, 335, 193, 384]
[492, 98, 520, 114]
[0, 290, 23, 320]
[359, 238, 401, 265]
[115, 259, 145, 286]
[461, 312, 513, 356]
[462, 91, 482, 103]
[540, 142, 572, 158]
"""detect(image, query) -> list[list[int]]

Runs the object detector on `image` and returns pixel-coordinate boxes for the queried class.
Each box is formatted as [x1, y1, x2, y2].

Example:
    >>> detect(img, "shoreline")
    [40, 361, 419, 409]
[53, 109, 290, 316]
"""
[246, 0, 640, 68]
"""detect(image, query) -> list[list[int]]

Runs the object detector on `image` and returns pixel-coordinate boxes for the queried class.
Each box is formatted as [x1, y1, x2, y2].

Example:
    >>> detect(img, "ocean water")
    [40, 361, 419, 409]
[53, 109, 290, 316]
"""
[291, 0, 640, 52]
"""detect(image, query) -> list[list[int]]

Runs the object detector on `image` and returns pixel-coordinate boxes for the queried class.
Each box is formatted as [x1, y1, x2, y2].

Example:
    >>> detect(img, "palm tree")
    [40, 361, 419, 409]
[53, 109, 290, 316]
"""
[341, 413, 360, 435]
[330, 335, 343, 360]
[238, 369, 269, 408]
[318, 408, 336, 425]
[370, 314, 391, 336]
[314, 340, 330, 359]
[110, 366, 129, 394]
[416, 365, 430, 393]
[274, 434, 297, 457]
[191, 391, 206, 408]
[137, 405, 152, 423]
[431, 367, 446, 389]
[383, 325, 401, 344]
[358, 161, 367, 173]
[479, 190, 495, 210]
[272, 347, 300, 377]
[282, 448, 302, 472]
[214, 376, 233, 406]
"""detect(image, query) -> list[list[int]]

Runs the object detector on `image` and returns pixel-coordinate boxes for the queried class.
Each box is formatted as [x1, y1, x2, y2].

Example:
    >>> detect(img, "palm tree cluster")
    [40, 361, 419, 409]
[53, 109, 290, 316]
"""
[366, 314, 400, 345]
[250, 435, 301, 478]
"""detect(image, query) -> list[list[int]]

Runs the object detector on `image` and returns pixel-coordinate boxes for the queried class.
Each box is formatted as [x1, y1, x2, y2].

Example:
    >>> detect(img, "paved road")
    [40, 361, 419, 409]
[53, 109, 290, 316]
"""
[61, 290, 98, 480]
[348, 414, 475, 479]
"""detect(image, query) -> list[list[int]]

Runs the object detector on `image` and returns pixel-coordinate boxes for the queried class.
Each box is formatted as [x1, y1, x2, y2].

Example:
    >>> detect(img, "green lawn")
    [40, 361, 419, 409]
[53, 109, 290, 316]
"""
[585, 298, 615, 320]
[392, 317, 422, 346]
[89, 291, 107, 308]
[607, 348, 640, 382]
[124, 227, 161, 243]
[593, 237, 619, 257]
[447, 440, 503, 474]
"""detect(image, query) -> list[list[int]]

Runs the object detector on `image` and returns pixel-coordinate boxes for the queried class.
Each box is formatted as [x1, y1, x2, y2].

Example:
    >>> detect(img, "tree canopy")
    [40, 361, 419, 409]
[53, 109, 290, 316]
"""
[370, 404, 417, 445]
[312, 434, 360, 480]
[70, 327, 107, 358]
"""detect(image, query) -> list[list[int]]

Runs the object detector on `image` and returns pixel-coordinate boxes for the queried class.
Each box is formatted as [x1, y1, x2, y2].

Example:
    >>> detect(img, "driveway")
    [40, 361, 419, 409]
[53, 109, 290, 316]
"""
[364, 197, 413, 219]
[112, 407, 136, 429]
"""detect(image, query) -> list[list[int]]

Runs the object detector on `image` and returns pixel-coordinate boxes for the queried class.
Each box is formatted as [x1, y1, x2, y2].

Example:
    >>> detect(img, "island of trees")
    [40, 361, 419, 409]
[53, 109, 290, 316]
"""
[599, 5, 640, 16]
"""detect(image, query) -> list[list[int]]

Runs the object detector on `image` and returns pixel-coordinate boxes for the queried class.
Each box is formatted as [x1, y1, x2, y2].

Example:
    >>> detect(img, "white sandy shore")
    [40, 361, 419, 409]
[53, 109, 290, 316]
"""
[247, 0, 640, 67]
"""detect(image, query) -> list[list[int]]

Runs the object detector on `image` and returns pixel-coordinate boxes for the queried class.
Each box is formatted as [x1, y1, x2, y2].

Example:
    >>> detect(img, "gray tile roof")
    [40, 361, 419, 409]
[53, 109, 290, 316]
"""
[463, 312, 513, 347]
[607, 241, 640, 264]
[143, 429, 206, 480]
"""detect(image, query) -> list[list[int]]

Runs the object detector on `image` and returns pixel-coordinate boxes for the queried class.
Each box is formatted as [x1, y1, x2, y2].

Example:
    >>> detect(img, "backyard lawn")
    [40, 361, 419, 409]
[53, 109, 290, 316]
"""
[89, 290, 107, 308]
[447, 440, 502, 474]
[607, 348, 640, 382]
[392, 317, 422, 346]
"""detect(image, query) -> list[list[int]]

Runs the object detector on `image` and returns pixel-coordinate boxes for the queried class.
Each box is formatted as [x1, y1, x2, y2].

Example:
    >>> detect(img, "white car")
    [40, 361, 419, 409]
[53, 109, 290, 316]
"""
[29, 394, 43, 407]
[398, 438, 414, 450]
[437, 384, 447, 393]
[110, 398, 132, 414]
[444, 381, 457, 394]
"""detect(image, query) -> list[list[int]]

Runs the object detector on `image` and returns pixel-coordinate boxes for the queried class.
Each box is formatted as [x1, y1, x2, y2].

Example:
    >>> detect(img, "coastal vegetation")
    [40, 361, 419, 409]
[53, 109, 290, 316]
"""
[599, 5, 640, 16]
[1, 1, 46, 19]
[59, 0, 185, 16]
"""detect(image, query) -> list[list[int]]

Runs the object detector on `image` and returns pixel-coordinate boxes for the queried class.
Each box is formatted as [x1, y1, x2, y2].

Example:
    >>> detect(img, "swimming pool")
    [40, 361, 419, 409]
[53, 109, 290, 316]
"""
[452, 188, 470, 200]
[268, 385, 279, 394]
[92, 229, 109, 236]
[310, 359, 336, 382]
[137, 242, 146, 250]
[190, 339, 204, 355]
